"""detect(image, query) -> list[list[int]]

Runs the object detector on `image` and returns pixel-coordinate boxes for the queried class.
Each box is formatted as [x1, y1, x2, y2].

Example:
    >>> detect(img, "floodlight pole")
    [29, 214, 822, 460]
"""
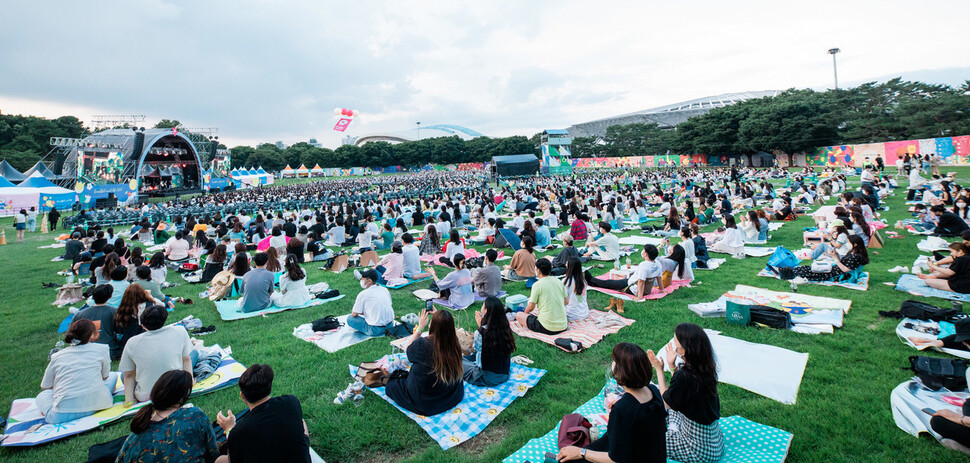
[416, 121, 421, 140]
[827, 48, 841, 90]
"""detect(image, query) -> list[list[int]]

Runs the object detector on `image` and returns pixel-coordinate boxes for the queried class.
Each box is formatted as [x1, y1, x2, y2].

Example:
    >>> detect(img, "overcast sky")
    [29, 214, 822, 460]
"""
[1, 0, 967, 148]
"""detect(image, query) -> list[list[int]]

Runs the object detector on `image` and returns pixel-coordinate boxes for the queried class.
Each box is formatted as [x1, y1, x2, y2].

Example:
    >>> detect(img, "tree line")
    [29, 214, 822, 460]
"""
[2, 78, 967, 173]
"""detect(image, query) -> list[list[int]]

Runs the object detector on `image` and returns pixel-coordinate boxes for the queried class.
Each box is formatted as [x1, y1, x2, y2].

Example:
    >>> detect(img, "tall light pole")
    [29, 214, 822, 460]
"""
[416, 121, 421, 140]
[827, 48, 841, 90]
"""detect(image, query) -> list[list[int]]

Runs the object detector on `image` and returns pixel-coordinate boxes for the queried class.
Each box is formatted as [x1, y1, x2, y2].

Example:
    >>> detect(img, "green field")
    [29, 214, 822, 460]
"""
[1, 170, 968, 463]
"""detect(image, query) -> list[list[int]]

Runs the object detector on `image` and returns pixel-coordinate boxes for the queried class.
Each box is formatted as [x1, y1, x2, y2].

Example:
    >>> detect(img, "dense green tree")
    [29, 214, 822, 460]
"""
[229, 145, 255, 168]
[153, 119, 181, 129]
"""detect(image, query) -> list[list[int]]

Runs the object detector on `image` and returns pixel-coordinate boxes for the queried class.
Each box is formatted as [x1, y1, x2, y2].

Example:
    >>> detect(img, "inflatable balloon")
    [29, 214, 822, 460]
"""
[334, 108, 359, 117]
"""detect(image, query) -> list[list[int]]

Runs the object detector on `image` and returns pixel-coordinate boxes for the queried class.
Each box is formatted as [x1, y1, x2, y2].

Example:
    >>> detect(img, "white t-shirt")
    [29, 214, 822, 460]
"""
[629, 260, 662, 287]
[41, 343, 112, 413]
[328, 226, 345, 244]
[563, 280, 589, 321]
[402, 244, 421, 276]
[352, 284, 394, 327]
[119, 325, 193, 402]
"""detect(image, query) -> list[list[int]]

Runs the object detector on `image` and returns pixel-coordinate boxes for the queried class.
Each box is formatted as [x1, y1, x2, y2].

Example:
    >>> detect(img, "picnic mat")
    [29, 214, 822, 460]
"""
[349, 353, 545, 450]
[917, 236, 952, 253]
[503, 384, 793, 463]
[697, 258, 727, 270]
[293, 314, 382, 353]
[891, 380, 967, 441]
[757, 268, 869, 291]
[1, 345, 245, 447]
[895, 274, 970, 302]
[896, 318, 970, 360]
[688, 285, 850, 334]
[586, 279, 690, 302]
[381, 276, 432, 289]
[509, 309, 634, 352]
[214, 295, 344, 321]
[617, 235, 664, 246]
[658, 329, 808, 405]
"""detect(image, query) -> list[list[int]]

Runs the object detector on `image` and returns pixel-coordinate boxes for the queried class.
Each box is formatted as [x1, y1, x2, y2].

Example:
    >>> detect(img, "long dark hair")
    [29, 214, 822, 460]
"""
[747, 210, 761, 232]
[521, 236, 534, 254]
[148, 252, 165, 269]
[210, 244, 227, 265]
[669, 245, 687, 278]
[674, 323, 718, 397]
[480, 297, 515, 356]
[284, 253, 305, 281]
[130, 370, 193, 434]
[563, 258, 585, 295]
[428, 311, 463, 385]
[265, 247, 282, 272]
[847, 235, 869, 265]
[101, 252, 120, 279]
[115, 284, 151, 329]
[425, 225, 440, 248]
[850, 212, 870, 238]
[231, 252, 250, 276]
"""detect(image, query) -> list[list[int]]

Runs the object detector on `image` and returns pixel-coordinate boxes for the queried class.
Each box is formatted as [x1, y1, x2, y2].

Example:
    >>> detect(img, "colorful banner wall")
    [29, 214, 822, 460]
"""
[809, 134, 970, 167]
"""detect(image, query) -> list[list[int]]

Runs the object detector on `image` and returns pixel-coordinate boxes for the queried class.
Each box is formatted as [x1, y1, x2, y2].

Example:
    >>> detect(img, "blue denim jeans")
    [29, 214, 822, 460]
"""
[346, 314, 390, 336]
[36, 372, 119, 424]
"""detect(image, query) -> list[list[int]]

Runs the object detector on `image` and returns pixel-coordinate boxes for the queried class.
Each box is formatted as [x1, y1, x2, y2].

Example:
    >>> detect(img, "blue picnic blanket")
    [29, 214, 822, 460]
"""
[349, 353, 545, 450]
[214, 295, 344, 321]
[503, 384, 793, 463]
[381, 276, 433, 289]
[896, 274, 970, 303]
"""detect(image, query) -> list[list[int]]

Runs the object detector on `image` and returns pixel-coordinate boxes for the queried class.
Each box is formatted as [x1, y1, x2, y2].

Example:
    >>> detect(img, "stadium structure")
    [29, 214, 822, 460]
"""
[565, 91, 781, 138]
[349, 124, 484, 146]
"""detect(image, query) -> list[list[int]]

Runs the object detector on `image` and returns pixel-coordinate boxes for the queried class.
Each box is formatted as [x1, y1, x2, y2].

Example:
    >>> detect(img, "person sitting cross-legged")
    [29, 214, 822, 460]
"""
[35, 319, 117, 424]
[119, 305, 194, 406]
[462, 296, 515, 387]
[238, 252, 275, 313]
[515, 259, 568, 335]
[214, 364, 311, 463]
[347, 269, 395, 336]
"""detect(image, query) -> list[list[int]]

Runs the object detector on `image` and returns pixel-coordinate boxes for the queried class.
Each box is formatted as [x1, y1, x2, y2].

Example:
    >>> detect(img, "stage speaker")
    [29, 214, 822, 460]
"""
[209, 142, 218, 163]
[131, 132, 145, 162]
[95, 197, 118, 209]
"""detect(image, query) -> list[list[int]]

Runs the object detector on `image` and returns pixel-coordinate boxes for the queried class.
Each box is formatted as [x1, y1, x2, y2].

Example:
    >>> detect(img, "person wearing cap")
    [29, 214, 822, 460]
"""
[347, 269, 394, 336]
[809, 218, 851, 260]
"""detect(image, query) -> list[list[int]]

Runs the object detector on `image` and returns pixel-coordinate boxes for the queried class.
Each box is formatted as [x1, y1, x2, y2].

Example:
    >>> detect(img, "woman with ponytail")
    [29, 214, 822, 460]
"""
[385, 310, 464, 416]
[117, 370, 219, 463]
[35, 319, 116, 424]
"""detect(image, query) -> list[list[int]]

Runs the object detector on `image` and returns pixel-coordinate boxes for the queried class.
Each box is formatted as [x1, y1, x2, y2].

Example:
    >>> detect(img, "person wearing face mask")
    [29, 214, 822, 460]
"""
[347, 269, 395, 336]
[647, 323, 724, 463]
[954, 198, 970, 224]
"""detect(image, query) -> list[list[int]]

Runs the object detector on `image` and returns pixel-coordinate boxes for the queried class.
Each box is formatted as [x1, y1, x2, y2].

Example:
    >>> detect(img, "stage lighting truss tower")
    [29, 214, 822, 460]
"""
[90, 115, 146, 130]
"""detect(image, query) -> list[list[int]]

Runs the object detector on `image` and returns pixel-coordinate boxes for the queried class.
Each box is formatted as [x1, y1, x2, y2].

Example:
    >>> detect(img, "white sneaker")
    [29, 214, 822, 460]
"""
[792, 277, 810, 285]
[888, 266, 909, 273]
[353, 269, 362, 280]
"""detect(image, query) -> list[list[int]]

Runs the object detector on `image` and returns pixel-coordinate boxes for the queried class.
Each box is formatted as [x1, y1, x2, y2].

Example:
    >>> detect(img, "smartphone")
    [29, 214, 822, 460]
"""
[922, 407, 936, 415]
[425, 300, 434, 313]
[543, 452, 559, 463]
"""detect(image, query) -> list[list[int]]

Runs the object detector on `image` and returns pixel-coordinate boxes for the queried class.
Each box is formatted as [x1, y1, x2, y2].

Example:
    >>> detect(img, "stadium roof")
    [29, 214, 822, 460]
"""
[565, 90, 781, 138]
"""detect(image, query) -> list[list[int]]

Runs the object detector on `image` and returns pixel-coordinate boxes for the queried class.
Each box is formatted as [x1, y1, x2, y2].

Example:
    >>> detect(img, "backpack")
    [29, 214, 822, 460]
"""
[900, 300, 959, 322]
[557, 414, 592, 449]
[311, 315, 342, 332]
[908, 355, 969, 391]
[207, 270, 236, 301]
[766, 246, 799, 271]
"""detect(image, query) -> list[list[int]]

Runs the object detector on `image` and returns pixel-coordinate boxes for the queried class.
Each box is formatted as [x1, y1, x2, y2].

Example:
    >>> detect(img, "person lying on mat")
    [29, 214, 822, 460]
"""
[558, 342, 667, 462]
[909, 318, 970, 353]
[505, 236, 537, 281]
[117, 370, 219, 463]
[35, 319, 117, 424]
[215, 364, 311, 463]
[238, 252, 275, 313]
[428, 253, 475, 310]
[472, 249, 503, 298]
[385, 309, 464, 416]
[120, 305, 194, 405]
[271, 254, 312, 309]
[583, 222, 620, 261]
[562, 258, 590, 321]
[462, 297, 516, 387]
[347, 269, 395, 336]
[515, 259, 568, 335]
[647, 323, 724, 463]
[586, 244, 665, 299]
[917, 242, 970, 294]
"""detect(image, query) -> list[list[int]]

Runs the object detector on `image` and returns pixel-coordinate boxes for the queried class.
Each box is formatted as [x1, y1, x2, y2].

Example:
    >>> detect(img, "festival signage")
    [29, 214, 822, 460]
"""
[78, 180, 138, 206]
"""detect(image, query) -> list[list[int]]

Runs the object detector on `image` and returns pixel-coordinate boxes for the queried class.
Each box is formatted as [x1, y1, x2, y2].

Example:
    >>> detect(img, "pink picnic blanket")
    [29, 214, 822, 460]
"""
[510, 309, 635, 352]
[586, 279, 690, 301]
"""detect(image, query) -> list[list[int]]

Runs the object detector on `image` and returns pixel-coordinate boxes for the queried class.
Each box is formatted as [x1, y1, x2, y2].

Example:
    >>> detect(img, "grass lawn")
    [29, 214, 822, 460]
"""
[1, 169, 969, 462]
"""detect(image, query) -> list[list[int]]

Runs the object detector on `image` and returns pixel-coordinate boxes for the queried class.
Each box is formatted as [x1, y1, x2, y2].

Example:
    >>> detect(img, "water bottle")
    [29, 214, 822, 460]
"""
[614, 259, 620, 271]
[625, 257, 632, 269]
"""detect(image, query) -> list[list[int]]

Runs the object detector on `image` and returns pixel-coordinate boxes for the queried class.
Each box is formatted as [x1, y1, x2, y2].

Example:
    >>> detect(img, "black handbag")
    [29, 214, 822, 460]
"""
[909, 355, 969, 391]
